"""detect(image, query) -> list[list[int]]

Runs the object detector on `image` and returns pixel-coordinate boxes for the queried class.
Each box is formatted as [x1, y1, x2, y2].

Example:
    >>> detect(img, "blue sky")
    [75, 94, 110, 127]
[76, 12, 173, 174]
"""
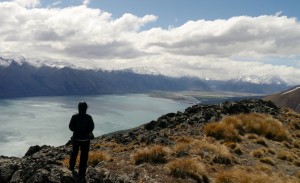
[1, 0, 300, 84]
[41, 0, 300, 28]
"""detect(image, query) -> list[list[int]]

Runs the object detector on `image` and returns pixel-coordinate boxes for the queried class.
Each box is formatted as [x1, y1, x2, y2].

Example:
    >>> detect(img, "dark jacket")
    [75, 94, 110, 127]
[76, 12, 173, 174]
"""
[69, 113, 94, 140]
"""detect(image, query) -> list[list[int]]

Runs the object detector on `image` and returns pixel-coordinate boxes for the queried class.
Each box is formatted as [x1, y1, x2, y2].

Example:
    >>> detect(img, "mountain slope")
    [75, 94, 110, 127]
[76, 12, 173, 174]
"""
[264, 86, 300, 112]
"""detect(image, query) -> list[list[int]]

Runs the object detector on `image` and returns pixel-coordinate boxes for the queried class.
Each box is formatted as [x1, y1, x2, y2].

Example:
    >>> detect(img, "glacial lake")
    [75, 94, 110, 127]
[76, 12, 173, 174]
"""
[0, 92, 259, 157]
[0, 94, 193, 157]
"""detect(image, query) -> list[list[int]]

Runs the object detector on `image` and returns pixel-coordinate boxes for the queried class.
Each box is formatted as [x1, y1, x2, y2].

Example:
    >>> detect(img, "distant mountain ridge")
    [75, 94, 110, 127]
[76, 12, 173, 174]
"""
[264, 85, 300, 112]
[0, 56, 292, 98]
[0, 58, 211, 98]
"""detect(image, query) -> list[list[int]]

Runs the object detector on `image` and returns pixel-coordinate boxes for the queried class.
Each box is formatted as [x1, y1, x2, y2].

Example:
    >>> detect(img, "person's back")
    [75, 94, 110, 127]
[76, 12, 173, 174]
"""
[69, 113, 94, 140]
[69, 102, 95, 181]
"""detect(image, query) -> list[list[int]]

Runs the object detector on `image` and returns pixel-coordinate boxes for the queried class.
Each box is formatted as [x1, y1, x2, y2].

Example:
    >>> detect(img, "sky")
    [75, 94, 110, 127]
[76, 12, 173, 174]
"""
[1, 0, 300, 84]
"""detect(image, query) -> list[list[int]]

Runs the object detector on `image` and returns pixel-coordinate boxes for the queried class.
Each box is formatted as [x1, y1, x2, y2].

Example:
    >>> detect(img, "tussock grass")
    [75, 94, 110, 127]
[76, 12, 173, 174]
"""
[61, 151, 111, 167]
[166, 158, 208, 183]
[88, 151, 112, 166]
[277, 151, 296, 162]
[260, 157, 275, 166]
[133, 145, 168, 164]
[252, 148, 267, 158]
[191, 139, 233, 164]
[214, 167, 297, 183]
[204, 113, 289, 142]
[255, 137, 268, 147]
[293, 140, 300, 148]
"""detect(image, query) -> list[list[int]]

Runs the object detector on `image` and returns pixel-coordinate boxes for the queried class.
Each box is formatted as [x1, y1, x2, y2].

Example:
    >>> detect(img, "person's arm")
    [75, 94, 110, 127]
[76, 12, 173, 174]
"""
[69, 116, 75, 131]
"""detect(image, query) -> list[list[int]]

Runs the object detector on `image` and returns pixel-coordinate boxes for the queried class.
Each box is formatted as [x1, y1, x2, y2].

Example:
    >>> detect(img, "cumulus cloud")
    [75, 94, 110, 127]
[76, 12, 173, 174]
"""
[0, 1, 300, 83]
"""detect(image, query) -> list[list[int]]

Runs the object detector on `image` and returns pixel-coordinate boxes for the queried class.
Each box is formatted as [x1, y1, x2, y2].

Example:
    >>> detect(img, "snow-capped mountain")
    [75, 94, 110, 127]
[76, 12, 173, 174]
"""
[233, 75, 288, 85]
[0, 56, 210, 98]
[0, 56, 77, 69]
[123, 66, 162, 75]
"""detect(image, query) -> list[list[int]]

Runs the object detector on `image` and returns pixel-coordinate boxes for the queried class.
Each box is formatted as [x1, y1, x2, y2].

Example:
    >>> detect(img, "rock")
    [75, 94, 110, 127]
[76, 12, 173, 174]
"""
[0, 163, 18, 182]
[144, 120, 156, 131]
[25, 145, 42, 156]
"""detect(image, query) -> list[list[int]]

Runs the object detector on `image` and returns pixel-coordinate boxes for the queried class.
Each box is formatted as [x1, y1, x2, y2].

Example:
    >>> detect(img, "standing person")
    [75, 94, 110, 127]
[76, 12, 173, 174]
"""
[69, 102, 95, 180]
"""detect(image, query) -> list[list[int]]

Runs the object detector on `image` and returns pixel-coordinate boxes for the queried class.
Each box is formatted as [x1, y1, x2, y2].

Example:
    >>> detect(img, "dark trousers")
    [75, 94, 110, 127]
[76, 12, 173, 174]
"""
[69, 140, 90, 176]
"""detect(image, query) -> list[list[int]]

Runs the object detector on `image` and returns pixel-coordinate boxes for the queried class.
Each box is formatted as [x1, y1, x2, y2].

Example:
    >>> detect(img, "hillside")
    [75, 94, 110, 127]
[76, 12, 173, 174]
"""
[264, 86, 300, 112]
[1, 99, 300, 183]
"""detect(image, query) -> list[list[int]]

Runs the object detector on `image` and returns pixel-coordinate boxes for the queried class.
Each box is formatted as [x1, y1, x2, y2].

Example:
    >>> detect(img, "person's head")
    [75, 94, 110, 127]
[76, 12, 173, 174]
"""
[78, 102, 88, 114]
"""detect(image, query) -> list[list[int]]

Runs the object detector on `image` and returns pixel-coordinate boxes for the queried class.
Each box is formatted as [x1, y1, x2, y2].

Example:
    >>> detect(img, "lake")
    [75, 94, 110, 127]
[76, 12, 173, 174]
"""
[0, 94, 192, 157]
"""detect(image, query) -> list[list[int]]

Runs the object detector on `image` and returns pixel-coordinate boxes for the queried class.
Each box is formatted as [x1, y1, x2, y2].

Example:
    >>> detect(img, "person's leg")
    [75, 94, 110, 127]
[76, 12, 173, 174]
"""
[69, 140, 79, 170]
[78, 140, 90, 176]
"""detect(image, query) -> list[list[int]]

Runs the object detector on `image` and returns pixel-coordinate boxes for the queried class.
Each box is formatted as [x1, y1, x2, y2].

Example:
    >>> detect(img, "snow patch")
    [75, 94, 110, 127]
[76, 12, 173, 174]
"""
[282, 87, 300, 95]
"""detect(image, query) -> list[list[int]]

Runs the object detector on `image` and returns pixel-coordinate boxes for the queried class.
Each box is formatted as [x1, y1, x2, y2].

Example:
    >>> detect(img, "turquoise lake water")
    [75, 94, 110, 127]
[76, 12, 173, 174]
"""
[0, 94, 191, 157]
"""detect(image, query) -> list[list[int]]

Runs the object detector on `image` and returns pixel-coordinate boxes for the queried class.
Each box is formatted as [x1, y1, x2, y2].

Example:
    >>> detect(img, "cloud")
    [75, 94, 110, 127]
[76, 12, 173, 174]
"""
[83, 0, 90, 6]
[0, 1, 300, 84]
[14, 0, 40, 8]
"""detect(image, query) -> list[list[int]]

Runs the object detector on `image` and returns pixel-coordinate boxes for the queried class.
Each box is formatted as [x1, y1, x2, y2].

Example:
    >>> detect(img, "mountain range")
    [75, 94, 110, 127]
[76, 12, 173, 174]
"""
[0, 56, 292, 98]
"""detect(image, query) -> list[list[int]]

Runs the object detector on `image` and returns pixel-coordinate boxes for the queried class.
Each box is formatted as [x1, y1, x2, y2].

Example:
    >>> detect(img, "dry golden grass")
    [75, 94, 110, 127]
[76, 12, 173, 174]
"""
[255, 137, 268, 147]
[294, 140, 300, 148]
[172, 142, 191, 157]
[191, 139, 233, 164]
[260, 157, 275, 166]
[277, 151, 296, 162]
[204, 113, 289, 142]
[133, 145, 169, 164]
[203, 116, 242, 142]
[252, 148, 267, 158]
[88, 151, 112, 166]
[61, 150, 111, 167]
[166, 158, 208, 183]
[214, 167, 297, 183]
[246, 134, 258, 140]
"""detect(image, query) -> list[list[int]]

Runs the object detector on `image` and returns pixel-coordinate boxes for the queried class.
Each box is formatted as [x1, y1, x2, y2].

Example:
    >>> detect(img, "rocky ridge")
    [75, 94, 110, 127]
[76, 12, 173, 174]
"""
[1, 99, 299, 183]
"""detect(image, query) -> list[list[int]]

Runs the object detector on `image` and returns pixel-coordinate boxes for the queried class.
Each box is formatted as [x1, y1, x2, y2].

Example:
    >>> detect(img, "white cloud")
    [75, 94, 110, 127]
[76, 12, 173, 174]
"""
[1, 1, 300, 84]
[83, 0, 90, 6]
[14, 0, 40, 8]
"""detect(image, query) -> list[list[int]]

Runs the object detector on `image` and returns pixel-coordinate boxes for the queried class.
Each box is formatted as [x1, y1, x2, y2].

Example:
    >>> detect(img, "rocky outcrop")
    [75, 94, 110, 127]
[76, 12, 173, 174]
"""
[0, 99, 282, 182]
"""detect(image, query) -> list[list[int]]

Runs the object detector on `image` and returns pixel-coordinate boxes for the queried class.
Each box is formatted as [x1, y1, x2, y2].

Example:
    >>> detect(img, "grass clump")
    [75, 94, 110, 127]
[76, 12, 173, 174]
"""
[61, 151, 111, 167]
[260, 157, 275, 166]
[252, 148, 267, 158]
[204, 113, 289, 142]
[191, 139, 233, 164]
[133, 145, 168, 164]
[214, 167, 297, 183]
[166, 158, 208, 183]
[276, 151, 295, 162]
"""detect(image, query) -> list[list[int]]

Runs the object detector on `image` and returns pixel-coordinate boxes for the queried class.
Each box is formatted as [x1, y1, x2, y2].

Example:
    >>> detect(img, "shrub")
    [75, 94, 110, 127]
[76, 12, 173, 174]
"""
[204, 113, 289, 142]
[166, 158, 208, 183]
[133, 145, 168, 164]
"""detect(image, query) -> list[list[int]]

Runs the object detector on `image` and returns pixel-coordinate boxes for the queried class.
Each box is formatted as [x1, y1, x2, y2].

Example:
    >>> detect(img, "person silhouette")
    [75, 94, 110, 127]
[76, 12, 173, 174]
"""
[69, 102, 94, 179]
